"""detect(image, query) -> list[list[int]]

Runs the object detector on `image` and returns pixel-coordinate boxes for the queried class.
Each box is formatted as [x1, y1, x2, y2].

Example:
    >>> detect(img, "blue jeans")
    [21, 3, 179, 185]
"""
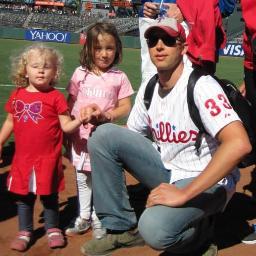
[16, 193, 59, 232]
[88, 124, 227, 253]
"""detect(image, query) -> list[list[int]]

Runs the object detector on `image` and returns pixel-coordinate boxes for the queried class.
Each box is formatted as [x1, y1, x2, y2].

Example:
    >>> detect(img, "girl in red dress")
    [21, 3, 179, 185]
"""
[0, 44, 87, 252]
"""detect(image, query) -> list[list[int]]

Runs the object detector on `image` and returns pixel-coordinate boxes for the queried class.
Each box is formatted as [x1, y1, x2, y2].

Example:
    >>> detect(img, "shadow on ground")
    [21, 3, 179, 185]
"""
[0, 141, 16, 222]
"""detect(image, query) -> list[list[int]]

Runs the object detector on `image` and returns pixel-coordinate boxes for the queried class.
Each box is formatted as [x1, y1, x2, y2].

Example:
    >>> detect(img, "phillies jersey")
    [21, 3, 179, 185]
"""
[127, 65, 240, 192]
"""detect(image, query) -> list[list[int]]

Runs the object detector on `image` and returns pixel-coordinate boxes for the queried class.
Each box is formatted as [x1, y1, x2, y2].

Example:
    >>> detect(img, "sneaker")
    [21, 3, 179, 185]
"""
[201, 243, 218, 256]
[10, 231, 32, 252]
[47, 228, 66, 249]
[91, 219, 106, 239]
[65, 216, 91, 236]
[242, 232, 256, 244]
[80, 228, 145, 256]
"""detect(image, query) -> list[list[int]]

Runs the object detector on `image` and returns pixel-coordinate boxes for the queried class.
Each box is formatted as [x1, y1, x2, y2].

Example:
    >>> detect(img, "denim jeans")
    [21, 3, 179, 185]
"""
[16, 193, 59, 232]
[88, 124, 227, 252]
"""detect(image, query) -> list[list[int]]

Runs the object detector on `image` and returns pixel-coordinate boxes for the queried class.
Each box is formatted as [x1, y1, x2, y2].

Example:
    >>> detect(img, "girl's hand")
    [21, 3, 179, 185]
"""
[79, 104, 101, 125]
[143, 2, 159, 18]
[146, 183, 187, 208]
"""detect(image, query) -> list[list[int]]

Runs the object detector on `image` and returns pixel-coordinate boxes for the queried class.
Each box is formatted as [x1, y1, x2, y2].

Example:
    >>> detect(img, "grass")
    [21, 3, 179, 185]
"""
[0, 38, 244, 126]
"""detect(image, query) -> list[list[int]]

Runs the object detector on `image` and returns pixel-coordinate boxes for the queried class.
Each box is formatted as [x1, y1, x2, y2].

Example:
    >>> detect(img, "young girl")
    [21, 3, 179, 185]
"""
[65, 22, 134, 239]
[0, 44, 88, 252]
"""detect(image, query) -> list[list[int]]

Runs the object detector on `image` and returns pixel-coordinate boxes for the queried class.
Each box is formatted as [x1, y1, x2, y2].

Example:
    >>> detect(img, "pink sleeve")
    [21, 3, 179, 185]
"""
[66, 68, 80, 97]
[118, 72, 134, 100]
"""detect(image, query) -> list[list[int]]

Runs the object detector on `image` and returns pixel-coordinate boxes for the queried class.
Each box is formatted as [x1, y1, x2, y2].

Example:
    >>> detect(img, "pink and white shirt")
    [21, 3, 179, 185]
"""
[127, 65, 240, 194]
[67, 66, 134, 171]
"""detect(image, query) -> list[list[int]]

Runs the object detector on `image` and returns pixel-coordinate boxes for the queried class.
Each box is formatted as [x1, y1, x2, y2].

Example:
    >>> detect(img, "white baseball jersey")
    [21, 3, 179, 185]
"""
[127, 65, 241, 194]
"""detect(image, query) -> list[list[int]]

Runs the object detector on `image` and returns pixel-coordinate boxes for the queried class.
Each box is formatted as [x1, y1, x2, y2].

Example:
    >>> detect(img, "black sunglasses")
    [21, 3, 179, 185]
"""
[146, 35, 177, 48]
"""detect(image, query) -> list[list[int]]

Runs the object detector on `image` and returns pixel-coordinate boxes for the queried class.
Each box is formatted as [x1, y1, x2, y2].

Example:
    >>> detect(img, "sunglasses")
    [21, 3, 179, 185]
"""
[146, 35, 178, 48]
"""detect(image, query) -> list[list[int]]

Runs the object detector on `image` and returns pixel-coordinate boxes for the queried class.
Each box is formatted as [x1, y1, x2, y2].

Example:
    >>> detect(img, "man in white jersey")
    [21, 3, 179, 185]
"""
[80, 18, 251, 256]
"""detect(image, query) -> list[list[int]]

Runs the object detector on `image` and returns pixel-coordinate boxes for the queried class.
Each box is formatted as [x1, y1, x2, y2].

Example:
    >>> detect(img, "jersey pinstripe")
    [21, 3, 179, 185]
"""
[127, 65, 240, 192]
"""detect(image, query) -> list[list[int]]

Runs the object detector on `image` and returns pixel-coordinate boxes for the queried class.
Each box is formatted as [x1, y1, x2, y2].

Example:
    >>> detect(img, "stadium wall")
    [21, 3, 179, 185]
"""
[0, 27, 141, 48]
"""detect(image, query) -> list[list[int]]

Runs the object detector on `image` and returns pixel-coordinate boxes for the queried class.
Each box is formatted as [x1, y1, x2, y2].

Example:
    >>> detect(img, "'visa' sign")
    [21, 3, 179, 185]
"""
[25, 29, 71, 43]
[219, 43, 244, 57]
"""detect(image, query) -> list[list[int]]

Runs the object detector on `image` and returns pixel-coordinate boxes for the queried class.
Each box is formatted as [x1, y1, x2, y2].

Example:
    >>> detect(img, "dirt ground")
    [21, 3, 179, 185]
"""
[1, 142, 256, 256]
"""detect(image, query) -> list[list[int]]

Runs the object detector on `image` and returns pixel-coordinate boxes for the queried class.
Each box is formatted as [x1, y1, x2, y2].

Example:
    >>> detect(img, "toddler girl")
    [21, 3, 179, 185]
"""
[0, 44, 88, 252]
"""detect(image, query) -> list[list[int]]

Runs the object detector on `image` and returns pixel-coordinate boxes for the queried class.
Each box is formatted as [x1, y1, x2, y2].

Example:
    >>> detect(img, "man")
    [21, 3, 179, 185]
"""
[80, 18, 251, 256]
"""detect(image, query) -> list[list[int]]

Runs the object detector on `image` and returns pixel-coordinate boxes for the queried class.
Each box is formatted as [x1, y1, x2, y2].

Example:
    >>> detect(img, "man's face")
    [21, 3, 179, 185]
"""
[147, 30, 185, 71]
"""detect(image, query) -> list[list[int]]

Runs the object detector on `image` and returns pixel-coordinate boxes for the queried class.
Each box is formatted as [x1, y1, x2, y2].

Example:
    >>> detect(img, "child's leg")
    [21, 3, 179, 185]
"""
[40, 193, 59, 230]
[17, 193, 36, 232]
[65, 170, 92, 236]
[76, 170, 93, 220]
[91, 207, 106, 239]
[11, 193, 35, 251]
[40, 193, 65, 249]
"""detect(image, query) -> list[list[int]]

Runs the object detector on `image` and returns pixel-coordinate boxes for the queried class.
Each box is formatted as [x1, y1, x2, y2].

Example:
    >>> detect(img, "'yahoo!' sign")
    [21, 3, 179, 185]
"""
[25, 29, 71, 43]
[219, 43, 244, 57]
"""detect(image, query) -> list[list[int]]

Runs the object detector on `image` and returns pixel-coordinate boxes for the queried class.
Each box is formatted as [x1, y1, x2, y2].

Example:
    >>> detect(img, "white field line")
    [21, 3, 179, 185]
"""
[0, 84, 66, 90]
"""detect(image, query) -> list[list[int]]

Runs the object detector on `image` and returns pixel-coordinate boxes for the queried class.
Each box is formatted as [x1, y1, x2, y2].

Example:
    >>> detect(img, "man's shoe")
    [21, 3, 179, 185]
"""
[242, 232, 256, 244]
[80, 228, 145, 256]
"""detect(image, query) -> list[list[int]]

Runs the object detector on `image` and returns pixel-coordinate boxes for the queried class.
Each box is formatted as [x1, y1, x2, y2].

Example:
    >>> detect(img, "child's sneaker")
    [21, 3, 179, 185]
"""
[10, 231, 32, 252]
[47, 228, 66, 249]
[91, 219, 106, 239]
[65, 216, 91, 236]
[242, 231, 256, 244]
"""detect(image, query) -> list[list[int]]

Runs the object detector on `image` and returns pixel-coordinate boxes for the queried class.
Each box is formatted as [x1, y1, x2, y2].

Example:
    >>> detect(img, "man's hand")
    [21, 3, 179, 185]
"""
[146, 183, 187, 208]
[143, 2, 159, 18]
[166, 3, 184, 23]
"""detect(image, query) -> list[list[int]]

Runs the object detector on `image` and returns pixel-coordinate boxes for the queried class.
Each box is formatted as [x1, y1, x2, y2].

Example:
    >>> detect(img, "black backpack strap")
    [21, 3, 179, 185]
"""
[187, 68, 208, 154]
[144, 74, 159, 110]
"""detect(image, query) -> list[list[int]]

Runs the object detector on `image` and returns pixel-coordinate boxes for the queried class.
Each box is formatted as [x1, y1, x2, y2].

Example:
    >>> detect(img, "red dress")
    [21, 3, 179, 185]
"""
[5, 87, 68, 195]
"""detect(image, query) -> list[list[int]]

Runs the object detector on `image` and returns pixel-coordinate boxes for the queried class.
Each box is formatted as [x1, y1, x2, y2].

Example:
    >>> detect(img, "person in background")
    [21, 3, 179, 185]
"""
[64, 22, 134, 239]
[139, 0, 177, 84]
[80, 18, 251, 256]
[240, 0, 256, 245]
[0, 44, 89, 252]
[143, 0, 227, 75]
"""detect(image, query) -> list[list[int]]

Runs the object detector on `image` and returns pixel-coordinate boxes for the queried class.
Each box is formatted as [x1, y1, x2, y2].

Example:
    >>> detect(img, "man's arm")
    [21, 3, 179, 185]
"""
[147, 121, 251, 207]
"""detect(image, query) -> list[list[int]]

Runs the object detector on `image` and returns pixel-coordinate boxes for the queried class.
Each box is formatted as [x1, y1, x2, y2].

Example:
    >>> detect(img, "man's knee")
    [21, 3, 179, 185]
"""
[138, 208, 179, 250]
[88, 123, 115, 150]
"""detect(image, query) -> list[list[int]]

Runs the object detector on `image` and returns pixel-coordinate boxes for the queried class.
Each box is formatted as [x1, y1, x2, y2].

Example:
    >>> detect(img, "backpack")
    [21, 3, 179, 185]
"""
[143, 68, 256, 168]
